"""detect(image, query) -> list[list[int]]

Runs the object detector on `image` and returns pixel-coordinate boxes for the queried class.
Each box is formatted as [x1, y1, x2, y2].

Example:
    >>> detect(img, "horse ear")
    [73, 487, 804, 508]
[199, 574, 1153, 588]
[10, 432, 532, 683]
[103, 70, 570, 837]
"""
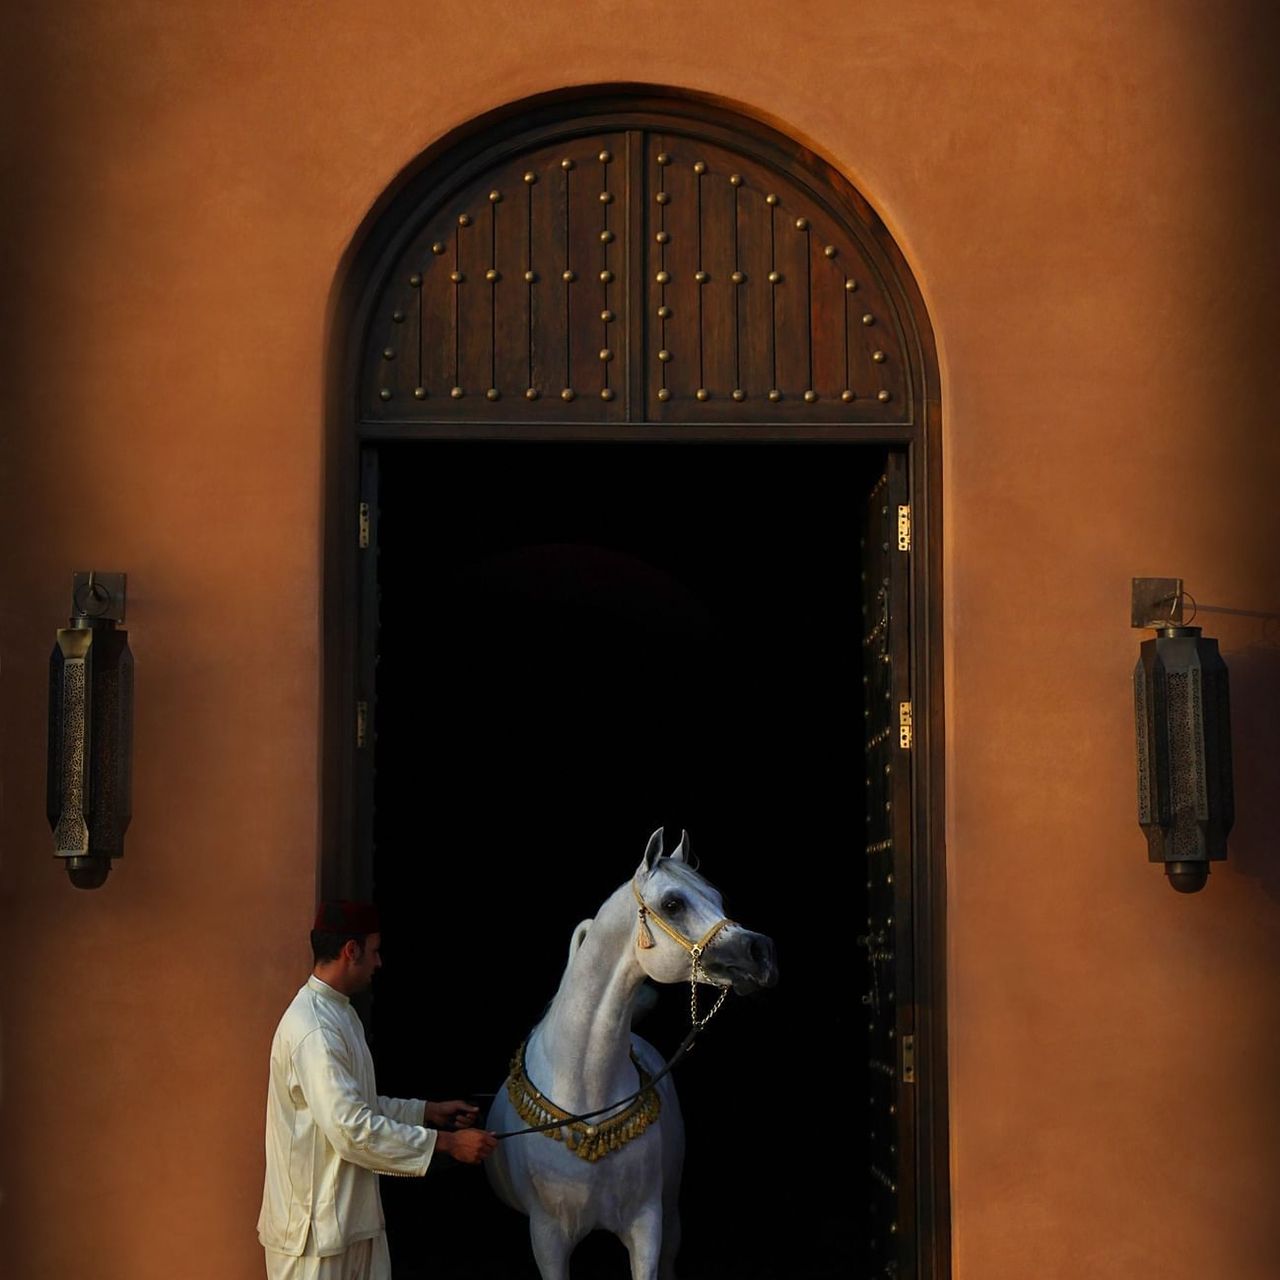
[670, 829, 690, 864]
[568, 918, 593, 961]
[641, 827, 664, 873]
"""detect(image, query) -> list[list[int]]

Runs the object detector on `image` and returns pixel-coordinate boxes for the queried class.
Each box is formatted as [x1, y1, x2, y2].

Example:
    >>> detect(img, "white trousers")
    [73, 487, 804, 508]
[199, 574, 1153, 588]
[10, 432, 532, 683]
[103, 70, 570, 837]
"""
[264, 1232, 392, 1280]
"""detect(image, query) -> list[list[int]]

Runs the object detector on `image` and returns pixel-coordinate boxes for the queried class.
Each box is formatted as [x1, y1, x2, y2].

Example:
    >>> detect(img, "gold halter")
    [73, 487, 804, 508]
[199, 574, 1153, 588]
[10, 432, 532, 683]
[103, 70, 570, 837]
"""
[632, 878, 733, 1029]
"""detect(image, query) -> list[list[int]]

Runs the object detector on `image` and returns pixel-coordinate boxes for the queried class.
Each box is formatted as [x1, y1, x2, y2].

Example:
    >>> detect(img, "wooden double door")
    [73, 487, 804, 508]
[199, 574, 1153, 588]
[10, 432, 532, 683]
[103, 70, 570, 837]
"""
[327, 94, 945, 1278]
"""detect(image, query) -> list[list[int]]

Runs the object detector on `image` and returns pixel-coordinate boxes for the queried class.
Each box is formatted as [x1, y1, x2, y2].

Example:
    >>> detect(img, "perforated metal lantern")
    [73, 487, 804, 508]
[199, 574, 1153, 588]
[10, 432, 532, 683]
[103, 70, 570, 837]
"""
[1134, 626, 1233, 893]
[46, 574, 133, 889]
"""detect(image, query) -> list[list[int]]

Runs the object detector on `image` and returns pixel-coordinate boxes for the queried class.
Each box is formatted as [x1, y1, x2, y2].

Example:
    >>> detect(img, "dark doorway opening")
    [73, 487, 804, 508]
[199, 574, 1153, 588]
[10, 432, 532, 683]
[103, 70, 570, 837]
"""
[368, 439, 883, 1278]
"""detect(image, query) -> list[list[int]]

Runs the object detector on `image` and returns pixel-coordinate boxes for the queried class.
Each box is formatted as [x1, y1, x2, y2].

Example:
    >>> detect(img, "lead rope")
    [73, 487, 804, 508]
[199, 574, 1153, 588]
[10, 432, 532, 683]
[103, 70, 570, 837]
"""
[491, 1024, 702, 1140]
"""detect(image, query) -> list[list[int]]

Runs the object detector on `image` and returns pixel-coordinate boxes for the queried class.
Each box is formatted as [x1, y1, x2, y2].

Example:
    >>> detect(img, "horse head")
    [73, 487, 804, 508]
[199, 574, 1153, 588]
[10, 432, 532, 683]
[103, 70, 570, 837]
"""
[631, 827, 778, 995]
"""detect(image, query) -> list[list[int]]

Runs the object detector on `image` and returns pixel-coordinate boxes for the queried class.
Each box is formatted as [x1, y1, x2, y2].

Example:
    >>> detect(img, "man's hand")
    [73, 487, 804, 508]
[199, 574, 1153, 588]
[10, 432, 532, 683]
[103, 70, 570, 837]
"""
[425, 1099, 480, 1129]
[436, 1128, 498, 1164]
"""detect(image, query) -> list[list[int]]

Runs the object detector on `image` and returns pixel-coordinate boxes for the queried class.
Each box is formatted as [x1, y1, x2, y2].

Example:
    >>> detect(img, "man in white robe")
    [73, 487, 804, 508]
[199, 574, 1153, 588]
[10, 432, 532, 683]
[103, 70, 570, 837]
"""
[259, 900, 496, 1279]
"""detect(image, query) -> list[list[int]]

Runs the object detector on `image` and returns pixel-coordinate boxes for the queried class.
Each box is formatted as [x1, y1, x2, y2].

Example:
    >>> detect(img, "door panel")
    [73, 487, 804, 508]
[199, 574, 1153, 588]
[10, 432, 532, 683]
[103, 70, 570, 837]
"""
[360, 124, 910, 426]
[862, 449, 915, 1277]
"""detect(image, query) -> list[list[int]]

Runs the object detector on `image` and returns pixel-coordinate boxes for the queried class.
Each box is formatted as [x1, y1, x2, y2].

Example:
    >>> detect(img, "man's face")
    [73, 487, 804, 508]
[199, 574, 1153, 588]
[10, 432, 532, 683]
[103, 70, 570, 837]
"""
[347, 932, 383, 991]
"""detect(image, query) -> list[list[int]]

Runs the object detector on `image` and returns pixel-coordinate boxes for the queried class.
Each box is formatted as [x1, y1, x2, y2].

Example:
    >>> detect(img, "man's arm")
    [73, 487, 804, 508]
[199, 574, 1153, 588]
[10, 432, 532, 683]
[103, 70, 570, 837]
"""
[293, 1029, 436, 1176]
[376, 1094, 427, 1125]
[375, 1097, 479, 1128]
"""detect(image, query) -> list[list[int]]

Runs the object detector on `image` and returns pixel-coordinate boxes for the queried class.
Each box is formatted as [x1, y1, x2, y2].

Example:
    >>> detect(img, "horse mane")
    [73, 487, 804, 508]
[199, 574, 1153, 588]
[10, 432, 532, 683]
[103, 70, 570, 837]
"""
[524, 917, 592, 1022]
[546, 914, 660, 1028]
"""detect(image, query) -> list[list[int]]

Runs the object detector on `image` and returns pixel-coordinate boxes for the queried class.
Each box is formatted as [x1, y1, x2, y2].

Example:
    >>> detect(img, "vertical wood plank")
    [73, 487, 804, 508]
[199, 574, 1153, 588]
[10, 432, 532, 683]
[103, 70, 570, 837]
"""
[773, 192, 811, 396]
[699, 163, 737, 399]
[735, 173, 773, 402]
[419, 229, 453, 400]
[625, 130, 645, 420]
[528, 148, 567, 401]
[456, 206, 489, 398]
[568, 145, 606, 401]
[810, 235, 847, 399]
[367, 271, 418, 410]
[492, 182, 529, 401]
[658, 137, 698, 402]
[594, 138, 624, 416]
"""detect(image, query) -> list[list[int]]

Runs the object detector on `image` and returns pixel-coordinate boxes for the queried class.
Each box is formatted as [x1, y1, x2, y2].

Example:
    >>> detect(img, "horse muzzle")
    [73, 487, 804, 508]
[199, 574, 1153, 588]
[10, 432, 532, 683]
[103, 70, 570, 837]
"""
[702, 927, 778, 994]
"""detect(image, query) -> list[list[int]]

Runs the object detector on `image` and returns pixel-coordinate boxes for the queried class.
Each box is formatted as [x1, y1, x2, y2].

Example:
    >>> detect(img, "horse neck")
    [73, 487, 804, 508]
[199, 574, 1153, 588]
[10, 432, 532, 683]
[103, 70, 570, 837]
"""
[528, 884, 645, 1112]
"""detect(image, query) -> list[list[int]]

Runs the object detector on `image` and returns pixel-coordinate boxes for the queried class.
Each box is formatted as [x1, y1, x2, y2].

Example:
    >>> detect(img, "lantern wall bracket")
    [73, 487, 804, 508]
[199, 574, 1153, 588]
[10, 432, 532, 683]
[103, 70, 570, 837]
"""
[71, 570, 127, 624]
[1131, 577, 1184, 629]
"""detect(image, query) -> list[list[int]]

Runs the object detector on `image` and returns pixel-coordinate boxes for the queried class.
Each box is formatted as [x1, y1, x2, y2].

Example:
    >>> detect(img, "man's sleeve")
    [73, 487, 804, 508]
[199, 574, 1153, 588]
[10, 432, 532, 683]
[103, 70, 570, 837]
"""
[378, 1095, 427, 1125]
[292, 1028, 436, 1175]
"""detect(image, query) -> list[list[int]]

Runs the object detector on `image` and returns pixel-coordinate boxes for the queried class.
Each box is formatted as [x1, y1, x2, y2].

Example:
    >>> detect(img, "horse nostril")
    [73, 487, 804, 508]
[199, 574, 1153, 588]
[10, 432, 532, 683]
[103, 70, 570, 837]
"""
[748, 934, 777, 976]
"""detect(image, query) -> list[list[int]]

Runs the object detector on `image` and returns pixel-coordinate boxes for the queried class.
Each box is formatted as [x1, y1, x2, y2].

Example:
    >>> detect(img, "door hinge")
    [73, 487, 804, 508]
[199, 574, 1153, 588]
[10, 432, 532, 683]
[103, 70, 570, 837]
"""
[902, 1033, 916, 1084]
[898, 701, 913, 750]
[897, 504, 911, 552]
[358, 502, 370, 549]
[356, 700, 368, 749]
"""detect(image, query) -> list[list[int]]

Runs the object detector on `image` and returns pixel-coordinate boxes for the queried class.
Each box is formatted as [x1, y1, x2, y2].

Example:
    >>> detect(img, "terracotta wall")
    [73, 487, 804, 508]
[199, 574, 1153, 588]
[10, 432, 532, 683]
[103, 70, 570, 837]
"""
[1, 1, 1276, 1277]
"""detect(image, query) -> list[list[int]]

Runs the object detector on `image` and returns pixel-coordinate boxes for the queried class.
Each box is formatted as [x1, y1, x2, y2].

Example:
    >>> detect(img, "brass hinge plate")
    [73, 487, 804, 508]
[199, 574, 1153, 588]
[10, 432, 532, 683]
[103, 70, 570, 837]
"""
[356, 700, 368, 749]
[902, 1033, 916, 1084]
[898, 701, 913, 750]
[358, 502, 370, 549]
[897, 504, 911, 552]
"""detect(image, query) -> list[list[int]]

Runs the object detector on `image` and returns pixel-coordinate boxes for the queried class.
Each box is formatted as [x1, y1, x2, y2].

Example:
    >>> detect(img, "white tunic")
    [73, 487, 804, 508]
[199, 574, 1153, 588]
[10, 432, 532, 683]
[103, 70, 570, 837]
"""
[258, 976, 437, 1257]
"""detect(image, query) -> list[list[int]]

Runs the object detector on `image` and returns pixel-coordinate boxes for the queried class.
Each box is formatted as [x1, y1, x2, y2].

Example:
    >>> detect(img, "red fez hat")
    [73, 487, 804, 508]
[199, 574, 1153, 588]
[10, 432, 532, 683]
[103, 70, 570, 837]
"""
[313, 900, 380, 935]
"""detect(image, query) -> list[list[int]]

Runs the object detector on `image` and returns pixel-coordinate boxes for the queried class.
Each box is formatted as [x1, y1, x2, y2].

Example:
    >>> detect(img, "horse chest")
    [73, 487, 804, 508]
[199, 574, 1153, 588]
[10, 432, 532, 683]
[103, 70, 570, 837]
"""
[518, 1119, 670, 1229]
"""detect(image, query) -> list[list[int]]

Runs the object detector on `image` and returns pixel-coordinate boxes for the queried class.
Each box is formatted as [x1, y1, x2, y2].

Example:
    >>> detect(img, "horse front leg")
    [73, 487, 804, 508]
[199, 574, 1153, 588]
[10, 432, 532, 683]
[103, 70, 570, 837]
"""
[620, 1204, 664, 1280]
[528, 1209, 578, 1280]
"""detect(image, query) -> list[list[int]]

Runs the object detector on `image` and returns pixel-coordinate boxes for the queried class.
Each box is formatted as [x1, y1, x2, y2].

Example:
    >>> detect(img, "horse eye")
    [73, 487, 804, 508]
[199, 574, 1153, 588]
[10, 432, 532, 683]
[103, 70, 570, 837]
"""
[661, 896, 685, 914]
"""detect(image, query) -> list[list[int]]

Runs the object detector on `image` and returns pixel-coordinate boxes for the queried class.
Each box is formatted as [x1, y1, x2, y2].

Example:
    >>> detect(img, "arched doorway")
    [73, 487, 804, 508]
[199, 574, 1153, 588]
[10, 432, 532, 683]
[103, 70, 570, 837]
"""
[324, 89, 947, 1279]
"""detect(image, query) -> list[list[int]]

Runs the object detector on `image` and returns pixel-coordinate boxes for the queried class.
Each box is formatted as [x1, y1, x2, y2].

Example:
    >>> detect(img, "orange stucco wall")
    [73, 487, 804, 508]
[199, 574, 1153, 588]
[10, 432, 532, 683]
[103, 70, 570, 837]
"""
[2, 2, 1277, 1277]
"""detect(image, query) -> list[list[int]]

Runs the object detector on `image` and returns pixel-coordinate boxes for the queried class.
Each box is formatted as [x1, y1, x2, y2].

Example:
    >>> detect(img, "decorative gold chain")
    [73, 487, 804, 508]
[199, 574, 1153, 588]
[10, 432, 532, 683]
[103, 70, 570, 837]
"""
[688, 943, 730, 1028]
[505, 1041, 661, 1163]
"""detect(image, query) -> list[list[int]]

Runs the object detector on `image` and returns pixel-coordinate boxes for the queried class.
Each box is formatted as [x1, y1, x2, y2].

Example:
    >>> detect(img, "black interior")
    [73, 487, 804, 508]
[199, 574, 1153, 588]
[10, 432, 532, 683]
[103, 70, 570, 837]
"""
[369, 439, 880, 1278]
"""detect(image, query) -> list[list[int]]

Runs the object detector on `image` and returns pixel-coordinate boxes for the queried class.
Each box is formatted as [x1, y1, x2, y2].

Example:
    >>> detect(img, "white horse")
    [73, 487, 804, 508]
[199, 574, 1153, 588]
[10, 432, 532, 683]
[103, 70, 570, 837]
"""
[485, 828, 778, 1280]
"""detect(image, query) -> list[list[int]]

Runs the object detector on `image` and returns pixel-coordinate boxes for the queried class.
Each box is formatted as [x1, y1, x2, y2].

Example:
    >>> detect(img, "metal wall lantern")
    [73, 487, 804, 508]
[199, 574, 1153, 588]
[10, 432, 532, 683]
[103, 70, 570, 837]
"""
[46, 572, 133, 888]
[1132, 578, 1234, 893]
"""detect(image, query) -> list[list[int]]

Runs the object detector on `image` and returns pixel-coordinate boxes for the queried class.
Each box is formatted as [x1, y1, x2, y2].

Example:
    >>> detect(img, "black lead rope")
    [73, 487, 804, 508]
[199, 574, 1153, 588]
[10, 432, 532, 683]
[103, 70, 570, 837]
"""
[489, 1024, 703, 1140]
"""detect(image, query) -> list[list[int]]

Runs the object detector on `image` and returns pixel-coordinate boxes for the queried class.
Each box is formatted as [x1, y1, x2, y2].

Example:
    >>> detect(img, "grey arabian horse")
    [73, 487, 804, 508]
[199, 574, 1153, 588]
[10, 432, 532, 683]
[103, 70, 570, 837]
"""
[485, 828, 778, 1280]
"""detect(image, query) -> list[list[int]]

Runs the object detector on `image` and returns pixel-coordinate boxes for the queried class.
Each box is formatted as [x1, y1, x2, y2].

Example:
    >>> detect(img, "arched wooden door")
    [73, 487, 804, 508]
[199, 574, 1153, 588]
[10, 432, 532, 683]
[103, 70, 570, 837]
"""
[325, 90, 947, 1280]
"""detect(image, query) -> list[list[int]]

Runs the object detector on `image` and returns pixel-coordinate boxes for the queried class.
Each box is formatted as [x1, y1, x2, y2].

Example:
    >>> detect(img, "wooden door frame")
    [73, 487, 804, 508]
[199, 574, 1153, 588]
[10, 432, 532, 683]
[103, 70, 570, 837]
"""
[321, 85, 950, 1279]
